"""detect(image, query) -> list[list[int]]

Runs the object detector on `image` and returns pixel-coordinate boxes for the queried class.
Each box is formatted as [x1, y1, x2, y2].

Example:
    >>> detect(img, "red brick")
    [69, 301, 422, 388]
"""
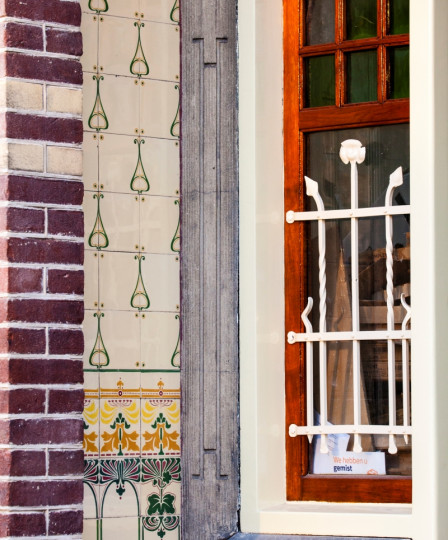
[49, 509, 82, 535]
[2, 52, 82, 85]
[0, 449, 46, 476]
[0, 418, 83, 445]
[0, 21, 43, 50]
[0, 388, 45, 414]
[3, 299, 84, 324]
[0, 512, 46, 536]
[48, 389, 83, 414]
[0, 175, 83, 206]
[47, 269, 83, 295]
[0, 479, 83, 507]
[46, 28, 82, 57]
[0, 112, 82, 144]
[49, 449, 83, 476]
[49, 329, 83, 355]
[3, 237, 83, 264]
[0, 0, 81, 26]
[0, 328, 46, 354]
[48, 209, 83, 237]
[0, 207, 45, 234]
[0, 358, 83, 385]
[6, 267, 43, 293]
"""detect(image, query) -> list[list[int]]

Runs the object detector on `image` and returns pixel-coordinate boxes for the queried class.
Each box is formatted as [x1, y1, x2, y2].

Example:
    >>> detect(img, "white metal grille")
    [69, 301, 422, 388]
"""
[287, 139, 411, 455]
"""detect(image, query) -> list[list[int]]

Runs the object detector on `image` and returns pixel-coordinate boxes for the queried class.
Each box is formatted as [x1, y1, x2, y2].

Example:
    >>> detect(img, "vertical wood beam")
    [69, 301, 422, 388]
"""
[181, 0, 239, 538]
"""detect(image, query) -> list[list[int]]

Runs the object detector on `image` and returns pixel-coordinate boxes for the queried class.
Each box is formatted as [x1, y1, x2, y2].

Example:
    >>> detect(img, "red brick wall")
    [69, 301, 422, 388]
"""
[0, 0, 84, 536]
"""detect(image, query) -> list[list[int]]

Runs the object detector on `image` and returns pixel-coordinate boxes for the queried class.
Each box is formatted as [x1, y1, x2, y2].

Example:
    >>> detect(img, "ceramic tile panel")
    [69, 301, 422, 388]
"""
[82, 1, 180, 537]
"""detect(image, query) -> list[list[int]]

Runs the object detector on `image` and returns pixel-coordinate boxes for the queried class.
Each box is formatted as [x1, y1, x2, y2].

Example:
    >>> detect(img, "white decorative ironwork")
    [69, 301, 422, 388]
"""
[287, 139, 411, 455]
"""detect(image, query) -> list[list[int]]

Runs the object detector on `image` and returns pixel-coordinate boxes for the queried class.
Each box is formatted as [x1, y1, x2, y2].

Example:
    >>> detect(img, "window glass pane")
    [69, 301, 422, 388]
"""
[306, 124, 409, 209]
[305, 55, 335, 108]
[389, 46, 409, 99]
[346, 0, 377, 40]
[346, 50, 377, 103]
[305, 0, 335, 45]
[388, 0, 409, 35]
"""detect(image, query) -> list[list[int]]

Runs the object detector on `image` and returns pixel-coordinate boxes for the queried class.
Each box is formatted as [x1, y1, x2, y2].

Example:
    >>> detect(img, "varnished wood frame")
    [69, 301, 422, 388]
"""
[284, 0, 411, 503]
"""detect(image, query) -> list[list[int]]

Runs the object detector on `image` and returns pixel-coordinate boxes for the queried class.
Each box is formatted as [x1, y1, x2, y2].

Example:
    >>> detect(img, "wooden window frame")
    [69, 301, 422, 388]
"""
[284, 0, 411, 503]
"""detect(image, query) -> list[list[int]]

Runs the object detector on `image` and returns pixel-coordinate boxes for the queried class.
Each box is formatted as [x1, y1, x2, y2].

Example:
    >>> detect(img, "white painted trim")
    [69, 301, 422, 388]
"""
[239, 0, 448, 538]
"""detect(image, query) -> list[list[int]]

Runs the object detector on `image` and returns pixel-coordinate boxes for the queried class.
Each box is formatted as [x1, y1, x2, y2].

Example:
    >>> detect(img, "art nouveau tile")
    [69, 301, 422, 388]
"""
[83, 373, 100, 459]
[140, 254, 179, 313]
[140, 80, 179, 139]
[99, 251, 136, 311]
[100, 517, 140, 539]
[99, 15, 136, 78]
[99, 192, 140, 253]
[83, 134, 99, 187]
[95, 310, 140, 371]
[83, 73, 99, 131]
[86, 74, 140, 136]
[84, 463, 101, 519]
[82, 518, 99, 540]
[139, 21, 180, 82]
[100, 458, 141, 517]
[84, 250, 99, 310]
[139, 137, 179, 197]
[141, 398, 180, 457]
[140, 196, 179, 255]
[99, 397, 141, 459]
[98, 134, 136, 194]
[99, 1, 139, 19]
[140, 0, 179, 25]
[81, 12, 98, 73]
[99, 371, 141, 400]
[140, 312, 180, 370]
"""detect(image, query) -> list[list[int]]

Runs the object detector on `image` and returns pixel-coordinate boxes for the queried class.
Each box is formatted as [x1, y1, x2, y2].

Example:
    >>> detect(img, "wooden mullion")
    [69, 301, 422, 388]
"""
[379, 45, 386, 103]
[377, 0, 382, 38]
[299, 0, 305, 49]
[336, 49, 343, 107]
[284, 0, 304, 501]
[336, 0, 344, 44]
[298, 99, 409, 130]
[300, 36, 407, 57]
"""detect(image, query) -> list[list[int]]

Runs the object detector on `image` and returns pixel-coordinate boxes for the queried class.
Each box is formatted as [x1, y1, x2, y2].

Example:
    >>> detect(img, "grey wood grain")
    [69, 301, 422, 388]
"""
[231, 533, 411, 540]
[180, 0, 239, 538]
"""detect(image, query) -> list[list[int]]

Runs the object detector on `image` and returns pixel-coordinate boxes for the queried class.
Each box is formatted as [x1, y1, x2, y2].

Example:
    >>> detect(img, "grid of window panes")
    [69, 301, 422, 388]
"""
[302, 0, 409, 108]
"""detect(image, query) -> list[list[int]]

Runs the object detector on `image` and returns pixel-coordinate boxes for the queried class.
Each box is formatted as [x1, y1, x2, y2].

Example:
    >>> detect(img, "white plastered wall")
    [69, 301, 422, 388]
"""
[239, 0, 448, 538]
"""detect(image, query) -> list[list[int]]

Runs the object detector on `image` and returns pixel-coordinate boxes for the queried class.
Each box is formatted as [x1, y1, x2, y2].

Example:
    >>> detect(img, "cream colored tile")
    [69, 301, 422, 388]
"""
[98, 134, 136, 194]
[100, 517, 140, 538]
[140, 457, 181, 518]
[99, 251, 137, 311]
[97, 310, 140, 370]
[82, 518, 99, 539]
[83, 72, 97, 130]
[101, 2, 139, 18]
[101, 469, 141, 517]
[99, 16, 136, 78]
[100, 192, 140, 252]
[140, 80, 179, 139]
[99, 74, 140, 136]
[83, 251, 99, 310]
[84, 191, 101, 250]
[83, 310, 104, 370]
[81, 12, 98, 73]
[140, 312, 180, 370]
[140, 254, 179, 313]
[83, 134, 99, 188]
[140, 0, 179, 24]
[140, 372, 180, 399]
[139, 21, 179, 82]
[83, 482, 100, 519]
[140, 195, 179, 255]
[139, 137, 179, 196]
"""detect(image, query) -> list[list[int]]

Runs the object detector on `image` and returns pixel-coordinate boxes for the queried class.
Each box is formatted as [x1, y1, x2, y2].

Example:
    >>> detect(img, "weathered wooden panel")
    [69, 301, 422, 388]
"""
[231, 535, 410, 540]
[180, 0, 239, 538]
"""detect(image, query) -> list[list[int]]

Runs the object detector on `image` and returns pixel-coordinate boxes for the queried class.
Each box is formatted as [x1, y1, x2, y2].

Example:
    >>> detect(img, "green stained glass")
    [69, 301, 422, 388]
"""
[346, 0, 377, 40]
[347, 50, 377, 103]
[389, 46, 409, 99]
[389, 0, 409, 35]
[305, 0, 335, 45]
[305, 55, 335, 108]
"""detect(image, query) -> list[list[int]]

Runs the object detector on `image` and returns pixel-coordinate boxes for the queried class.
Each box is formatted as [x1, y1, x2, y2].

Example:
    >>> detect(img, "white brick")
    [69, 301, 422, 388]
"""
[47, 86, 82, 115]
[0, 79, 43, 111]
[47, 146, 83, 176]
